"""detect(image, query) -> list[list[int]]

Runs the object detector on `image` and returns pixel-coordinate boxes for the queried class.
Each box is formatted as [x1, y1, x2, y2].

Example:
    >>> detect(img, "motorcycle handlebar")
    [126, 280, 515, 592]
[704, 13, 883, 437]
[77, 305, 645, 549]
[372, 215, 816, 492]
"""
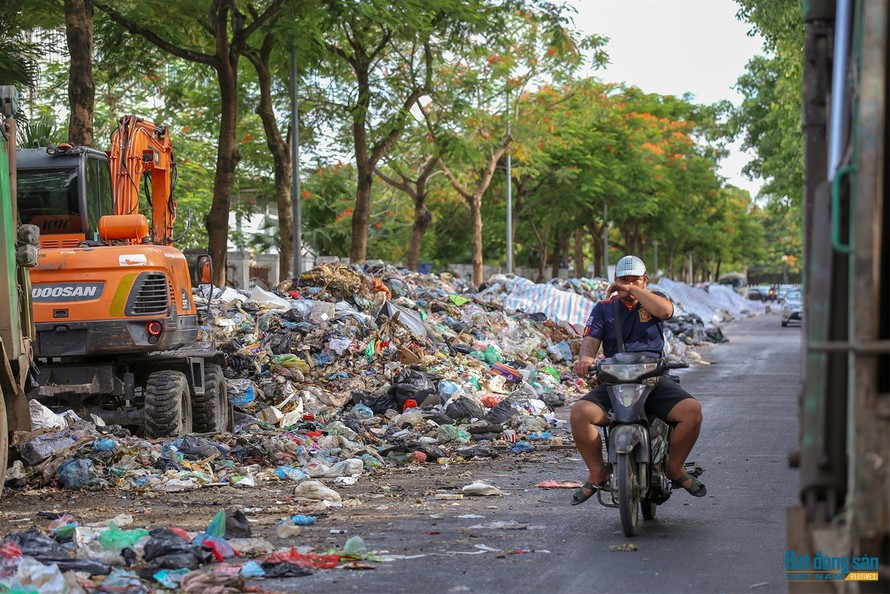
[667, 361, 689, 369]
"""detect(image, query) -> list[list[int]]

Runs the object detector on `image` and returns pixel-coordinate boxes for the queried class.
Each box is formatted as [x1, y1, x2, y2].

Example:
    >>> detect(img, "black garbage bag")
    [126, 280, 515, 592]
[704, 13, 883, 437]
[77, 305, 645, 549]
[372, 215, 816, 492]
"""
[423, 411, 454, 426]
[455, 445, 499, 459]
[5, 529, 113, 575]
[390, 369, 436, 410]
[142, 528, 213, 572]
[351, 390, 399, 415]
[261, 562, 313, 578]
[445, 396, 485, 421]
[178, 435, 221, 459]
[404, 440, 448, 461]
[153, 457, 183, 473]
[8, 528, 70, 559]
[705, 326, 728, 343]
[228, 441, 268, 465]
[540, 392, 566, 409]
[225, 508, 252, 539]
[483, 399, 520, 424]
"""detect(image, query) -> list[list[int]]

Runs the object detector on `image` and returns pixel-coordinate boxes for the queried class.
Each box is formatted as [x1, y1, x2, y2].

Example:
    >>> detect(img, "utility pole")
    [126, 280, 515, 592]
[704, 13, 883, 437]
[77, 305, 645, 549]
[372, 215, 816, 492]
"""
[505, 87, 513, 275]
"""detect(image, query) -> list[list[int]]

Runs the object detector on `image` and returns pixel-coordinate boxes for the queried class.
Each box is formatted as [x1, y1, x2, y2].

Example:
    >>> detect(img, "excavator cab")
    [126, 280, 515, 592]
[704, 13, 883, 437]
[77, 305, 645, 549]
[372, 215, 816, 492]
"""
[16, 146, 113, 246]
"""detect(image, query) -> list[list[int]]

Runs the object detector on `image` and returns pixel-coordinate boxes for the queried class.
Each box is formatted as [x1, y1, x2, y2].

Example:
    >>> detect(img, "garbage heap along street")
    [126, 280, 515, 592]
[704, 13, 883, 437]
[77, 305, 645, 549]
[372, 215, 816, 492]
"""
[0, 263, 798, 593]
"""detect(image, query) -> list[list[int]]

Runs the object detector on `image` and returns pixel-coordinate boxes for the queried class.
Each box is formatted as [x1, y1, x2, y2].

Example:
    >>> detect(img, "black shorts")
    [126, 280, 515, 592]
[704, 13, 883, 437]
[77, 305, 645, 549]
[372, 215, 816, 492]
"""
[580, 376, 695, 422]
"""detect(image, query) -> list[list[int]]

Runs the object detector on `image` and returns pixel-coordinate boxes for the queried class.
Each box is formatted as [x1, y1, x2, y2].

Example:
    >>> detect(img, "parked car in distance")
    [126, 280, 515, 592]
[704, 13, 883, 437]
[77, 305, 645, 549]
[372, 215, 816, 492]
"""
[747, 285, 776, 301]
[782, 289, 804, 326]
[777, 284, 798, 301]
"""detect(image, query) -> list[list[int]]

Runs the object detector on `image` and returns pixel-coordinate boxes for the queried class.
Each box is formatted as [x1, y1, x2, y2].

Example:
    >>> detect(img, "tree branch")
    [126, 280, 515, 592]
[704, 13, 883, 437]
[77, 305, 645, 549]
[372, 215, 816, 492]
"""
[234, 0, 282, 50]
[95, 2, 218, 67]
[438, 158, 474, 202]
[374, 166, 416, 199]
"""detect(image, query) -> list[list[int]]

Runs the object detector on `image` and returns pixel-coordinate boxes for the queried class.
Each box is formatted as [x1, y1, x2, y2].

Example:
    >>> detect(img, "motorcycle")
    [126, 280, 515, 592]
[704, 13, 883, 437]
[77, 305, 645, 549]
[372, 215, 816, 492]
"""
[593, 352, 703, 536]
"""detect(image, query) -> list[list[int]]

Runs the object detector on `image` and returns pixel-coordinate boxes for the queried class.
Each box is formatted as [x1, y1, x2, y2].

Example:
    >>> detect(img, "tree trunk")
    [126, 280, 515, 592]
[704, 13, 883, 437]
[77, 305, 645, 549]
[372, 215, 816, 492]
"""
[206, 63, 240, 287]
[407, 203, 432, 271]
[537, 244, 548, 282]
[573, 228, 584, 278]
[587, 222, 603, 278]
[551, 230, 568, 279]
[65, 0, 94, 146]
[348, 60, 372, 263]
[470, 195, 484, 286]
[247, 41, 293, 282]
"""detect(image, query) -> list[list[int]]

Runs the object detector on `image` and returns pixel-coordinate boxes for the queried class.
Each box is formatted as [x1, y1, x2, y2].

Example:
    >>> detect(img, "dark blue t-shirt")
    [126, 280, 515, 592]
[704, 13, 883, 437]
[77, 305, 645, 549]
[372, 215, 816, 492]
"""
[583, 291, 671, 357]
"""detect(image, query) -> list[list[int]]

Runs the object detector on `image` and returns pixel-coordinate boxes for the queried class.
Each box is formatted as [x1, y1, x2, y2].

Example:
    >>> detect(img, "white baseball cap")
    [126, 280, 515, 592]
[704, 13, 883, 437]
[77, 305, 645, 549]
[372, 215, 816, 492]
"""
[615, 255, 646, 278]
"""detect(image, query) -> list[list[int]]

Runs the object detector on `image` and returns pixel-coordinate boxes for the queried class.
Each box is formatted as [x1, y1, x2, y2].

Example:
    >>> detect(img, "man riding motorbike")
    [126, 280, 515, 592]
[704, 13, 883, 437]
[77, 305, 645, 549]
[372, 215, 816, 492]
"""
[570, 255, 706, 505]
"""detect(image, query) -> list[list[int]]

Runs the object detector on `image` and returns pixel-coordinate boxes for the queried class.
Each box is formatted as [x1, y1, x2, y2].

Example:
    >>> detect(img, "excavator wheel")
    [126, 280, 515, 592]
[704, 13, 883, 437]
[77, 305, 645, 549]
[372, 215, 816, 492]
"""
[144, 370, 192, 439]
[193, 363, 230, 433]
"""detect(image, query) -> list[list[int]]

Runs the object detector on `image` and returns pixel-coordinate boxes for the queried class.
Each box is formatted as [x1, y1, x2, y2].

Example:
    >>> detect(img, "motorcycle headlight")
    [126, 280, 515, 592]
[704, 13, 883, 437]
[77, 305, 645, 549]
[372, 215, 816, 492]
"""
[615, 384, 647, 407]
[600, 362, 658, 381]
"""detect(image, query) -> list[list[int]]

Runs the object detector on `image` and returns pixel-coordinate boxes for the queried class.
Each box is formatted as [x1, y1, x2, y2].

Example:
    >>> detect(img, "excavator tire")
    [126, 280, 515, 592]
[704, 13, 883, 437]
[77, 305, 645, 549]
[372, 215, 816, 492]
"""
[144, 370, 192, 439]
[193, 363, 230, 433]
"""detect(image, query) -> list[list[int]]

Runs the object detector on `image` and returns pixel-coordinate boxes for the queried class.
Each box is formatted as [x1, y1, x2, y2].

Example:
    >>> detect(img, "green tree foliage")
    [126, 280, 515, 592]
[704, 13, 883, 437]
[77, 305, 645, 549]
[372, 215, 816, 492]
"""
[0, 0, 43, 91]
[732, 0, 804, 206]
[13, 0, 778, 284]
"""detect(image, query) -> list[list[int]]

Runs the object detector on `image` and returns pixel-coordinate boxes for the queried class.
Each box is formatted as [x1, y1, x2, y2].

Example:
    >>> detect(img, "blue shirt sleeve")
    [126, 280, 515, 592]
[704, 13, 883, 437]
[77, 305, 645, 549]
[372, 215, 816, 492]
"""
[583, 302, 605, 340]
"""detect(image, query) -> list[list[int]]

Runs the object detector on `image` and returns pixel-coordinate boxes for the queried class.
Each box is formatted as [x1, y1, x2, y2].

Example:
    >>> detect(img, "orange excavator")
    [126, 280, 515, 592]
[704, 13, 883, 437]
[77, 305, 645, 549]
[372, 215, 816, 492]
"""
[16, 115, 230, 438]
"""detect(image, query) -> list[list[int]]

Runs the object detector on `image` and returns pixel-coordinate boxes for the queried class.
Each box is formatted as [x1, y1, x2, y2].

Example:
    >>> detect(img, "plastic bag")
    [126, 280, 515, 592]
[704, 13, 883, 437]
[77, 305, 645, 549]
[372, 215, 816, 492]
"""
[390, 369, 435, 410]
[484, 399, 521, 425]
[17, 432, 76, 466]
[224, 509, 252, 539]
[98, 522, 150, 553]
[143, 528, 212, 572]
[351, 391, 399, 415]
[437, 424, 471, 444]
[178, 435, 222, 459]
[58, 458, 95, 490]
[376, 301, 427, 338]
[28, 400, 68, 431]
[445, 396, 485, 421]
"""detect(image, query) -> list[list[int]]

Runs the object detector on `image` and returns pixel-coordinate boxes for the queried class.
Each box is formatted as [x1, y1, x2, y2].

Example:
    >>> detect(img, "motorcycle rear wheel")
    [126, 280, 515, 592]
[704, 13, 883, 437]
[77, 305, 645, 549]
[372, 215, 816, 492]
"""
[617, 451, 641, 536]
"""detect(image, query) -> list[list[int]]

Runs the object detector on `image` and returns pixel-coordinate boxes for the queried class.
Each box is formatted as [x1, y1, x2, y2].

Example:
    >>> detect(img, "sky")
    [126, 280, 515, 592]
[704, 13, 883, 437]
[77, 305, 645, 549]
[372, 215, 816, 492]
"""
[562, 0, 766, 197]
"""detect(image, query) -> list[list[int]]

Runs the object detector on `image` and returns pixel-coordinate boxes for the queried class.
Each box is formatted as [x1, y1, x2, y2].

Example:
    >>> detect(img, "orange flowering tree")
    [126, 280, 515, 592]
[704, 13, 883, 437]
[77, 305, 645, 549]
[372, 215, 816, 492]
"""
[421, 5, 605, 285]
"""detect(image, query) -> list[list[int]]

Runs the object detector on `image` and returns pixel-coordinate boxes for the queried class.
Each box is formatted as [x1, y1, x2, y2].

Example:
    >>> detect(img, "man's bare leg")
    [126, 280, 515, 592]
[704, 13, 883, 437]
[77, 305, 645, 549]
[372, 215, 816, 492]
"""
[665, 398, 703, 489]
[570, 400, 611, 498]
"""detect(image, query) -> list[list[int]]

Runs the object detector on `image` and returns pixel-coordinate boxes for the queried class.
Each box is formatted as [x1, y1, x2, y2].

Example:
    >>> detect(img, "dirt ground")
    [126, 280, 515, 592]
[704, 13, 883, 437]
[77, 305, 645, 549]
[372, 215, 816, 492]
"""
[0, 420, 583, 565]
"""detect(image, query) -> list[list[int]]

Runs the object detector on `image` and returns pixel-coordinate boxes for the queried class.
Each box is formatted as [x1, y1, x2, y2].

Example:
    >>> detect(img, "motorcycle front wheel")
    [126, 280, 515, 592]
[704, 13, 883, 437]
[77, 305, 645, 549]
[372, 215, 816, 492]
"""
[641, 501, 657, 520]
[617, 451, 641, 536]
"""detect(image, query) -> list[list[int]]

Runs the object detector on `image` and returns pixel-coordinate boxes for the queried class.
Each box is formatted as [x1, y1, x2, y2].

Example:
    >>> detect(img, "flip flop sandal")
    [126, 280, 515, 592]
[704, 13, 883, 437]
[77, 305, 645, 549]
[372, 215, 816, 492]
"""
[670, 472, 707, 497]
[571, 480, 608, 505]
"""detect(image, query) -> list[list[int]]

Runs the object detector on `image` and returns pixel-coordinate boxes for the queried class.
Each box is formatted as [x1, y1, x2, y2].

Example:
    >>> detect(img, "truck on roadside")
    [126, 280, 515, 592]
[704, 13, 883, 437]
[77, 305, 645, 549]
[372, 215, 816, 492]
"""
[793, 1, 888, 591]
[0, 86, 38, 497]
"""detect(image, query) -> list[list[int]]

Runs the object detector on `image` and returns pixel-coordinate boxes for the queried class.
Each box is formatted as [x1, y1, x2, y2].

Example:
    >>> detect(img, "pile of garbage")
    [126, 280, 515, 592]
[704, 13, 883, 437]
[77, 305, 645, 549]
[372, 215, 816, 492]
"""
[0, 507, 378, 591]
[8, 263, 765, 495]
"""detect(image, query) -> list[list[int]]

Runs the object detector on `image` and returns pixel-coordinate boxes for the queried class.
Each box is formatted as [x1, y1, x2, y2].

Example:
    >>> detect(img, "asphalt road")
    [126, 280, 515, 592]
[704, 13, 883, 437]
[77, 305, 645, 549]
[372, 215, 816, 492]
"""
[266, 308, 802, 594]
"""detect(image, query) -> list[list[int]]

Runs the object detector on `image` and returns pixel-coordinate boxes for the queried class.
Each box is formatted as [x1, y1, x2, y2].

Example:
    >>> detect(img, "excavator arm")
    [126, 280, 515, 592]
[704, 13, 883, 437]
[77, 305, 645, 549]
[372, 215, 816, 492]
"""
[108, 115, 177, 245]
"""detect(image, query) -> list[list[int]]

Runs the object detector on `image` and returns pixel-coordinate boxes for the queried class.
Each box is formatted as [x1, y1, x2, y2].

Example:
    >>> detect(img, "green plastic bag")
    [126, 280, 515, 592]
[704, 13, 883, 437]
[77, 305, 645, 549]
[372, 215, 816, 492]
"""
[342, 535, 368, 557]
[205, 509, 226, 538]
[449, 294, 470, 306]
[98, 522, 150, 552]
